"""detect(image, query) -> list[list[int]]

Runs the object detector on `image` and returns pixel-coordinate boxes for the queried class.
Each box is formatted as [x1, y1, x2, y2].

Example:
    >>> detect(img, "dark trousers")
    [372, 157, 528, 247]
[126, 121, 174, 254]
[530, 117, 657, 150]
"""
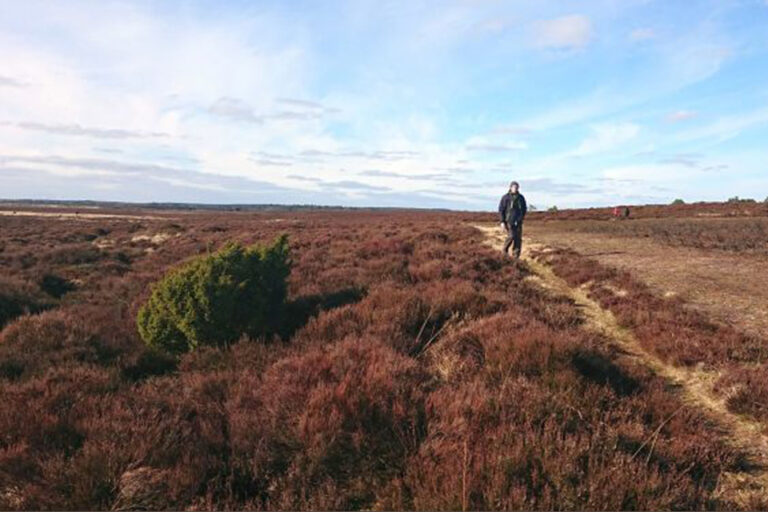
[503, 222, 523, 258]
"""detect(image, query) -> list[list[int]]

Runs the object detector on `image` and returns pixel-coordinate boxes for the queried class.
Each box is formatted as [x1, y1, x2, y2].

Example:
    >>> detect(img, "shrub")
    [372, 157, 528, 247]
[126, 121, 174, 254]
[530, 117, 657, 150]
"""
[0, 277, 49, 329]
[227, 337, 428, 509]
[40, 274, 75, 298]
[726, 196, 755, 204]
[672, 198, 685, 205]
[121, 347, 178, 381]
[47, 245, 104, 265]
[137, 236, 291, 354]
[0, 308, 127, 380]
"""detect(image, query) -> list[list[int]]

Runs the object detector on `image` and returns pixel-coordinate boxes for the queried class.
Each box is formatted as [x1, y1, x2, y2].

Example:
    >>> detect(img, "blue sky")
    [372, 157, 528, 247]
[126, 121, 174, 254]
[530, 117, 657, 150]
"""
[1, 0, 767, 210]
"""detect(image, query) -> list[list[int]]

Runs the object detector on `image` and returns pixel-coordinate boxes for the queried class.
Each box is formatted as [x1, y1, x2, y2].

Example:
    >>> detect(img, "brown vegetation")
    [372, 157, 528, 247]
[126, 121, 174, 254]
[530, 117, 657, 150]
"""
[538, 217, 768, 255]
[535, 247, 766, 367]
[532, 200, 768, 222]
[0, 207, 758, 509]
[528, 244, 768, 483]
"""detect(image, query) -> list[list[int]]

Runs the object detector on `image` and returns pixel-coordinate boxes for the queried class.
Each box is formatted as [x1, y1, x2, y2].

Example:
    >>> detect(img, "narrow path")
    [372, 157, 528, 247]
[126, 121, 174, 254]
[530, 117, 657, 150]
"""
[474, 224, 768, 508]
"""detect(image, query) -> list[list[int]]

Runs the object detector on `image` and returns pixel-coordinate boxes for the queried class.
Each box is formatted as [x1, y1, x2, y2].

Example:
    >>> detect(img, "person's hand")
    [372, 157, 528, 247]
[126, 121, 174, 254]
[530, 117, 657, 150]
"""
[499, 222, 506, 232]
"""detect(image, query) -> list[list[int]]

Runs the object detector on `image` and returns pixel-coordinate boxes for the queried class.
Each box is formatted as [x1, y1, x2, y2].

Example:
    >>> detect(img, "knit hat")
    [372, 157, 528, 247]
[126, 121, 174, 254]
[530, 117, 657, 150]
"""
[509, 181, 520, 188]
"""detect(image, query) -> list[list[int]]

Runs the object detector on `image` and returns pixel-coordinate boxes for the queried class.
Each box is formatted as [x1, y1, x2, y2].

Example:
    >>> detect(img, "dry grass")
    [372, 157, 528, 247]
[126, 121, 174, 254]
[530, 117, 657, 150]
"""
[527, 222, 768, 340]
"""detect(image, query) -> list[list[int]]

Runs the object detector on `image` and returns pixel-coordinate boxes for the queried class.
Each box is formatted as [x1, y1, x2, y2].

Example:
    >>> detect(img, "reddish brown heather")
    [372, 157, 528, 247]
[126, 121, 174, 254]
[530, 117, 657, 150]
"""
[0, 207, 753, 509]
[532, 245, 768, 469]
[531, 200, 768, 222]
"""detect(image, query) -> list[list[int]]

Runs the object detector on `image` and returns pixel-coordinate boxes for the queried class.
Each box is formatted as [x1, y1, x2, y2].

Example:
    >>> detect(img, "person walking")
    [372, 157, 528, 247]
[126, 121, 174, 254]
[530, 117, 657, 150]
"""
[498, 181, 528, 259]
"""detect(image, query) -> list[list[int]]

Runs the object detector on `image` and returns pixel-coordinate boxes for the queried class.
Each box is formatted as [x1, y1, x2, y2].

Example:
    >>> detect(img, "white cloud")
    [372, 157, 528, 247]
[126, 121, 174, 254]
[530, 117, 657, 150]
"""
[466, 142, 527, 152]
[601, 162, 702, 187]
[5, 121, 168, 139]
[489, 124, 531, 135]
[574, 122, 640, 156]
[0, 75, 27, 87]
[674, 106, 768, 143]
[629, 28, 656, 42]
[533, 15, 592, 50]
[666, 110, 698, 123]
[208, 97, 264, 124]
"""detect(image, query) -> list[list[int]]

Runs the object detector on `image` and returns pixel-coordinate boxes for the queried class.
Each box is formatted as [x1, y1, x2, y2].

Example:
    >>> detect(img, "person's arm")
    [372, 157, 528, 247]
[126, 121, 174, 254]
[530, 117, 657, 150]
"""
[520, 195, 528, 221]
[498, 195, 507, 224]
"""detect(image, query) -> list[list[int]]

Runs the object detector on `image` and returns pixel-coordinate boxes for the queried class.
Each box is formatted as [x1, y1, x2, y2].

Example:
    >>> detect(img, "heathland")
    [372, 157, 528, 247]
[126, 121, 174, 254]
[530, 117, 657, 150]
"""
[0, 201, 766, 510]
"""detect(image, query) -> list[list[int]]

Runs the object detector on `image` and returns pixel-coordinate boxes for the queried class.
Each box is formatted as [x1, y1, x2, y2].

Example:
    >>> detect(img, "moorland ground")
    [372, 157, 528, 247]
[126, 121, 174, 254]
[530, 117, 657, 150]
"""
[526, 216, 768, 339]
[0, 203, 766, 510]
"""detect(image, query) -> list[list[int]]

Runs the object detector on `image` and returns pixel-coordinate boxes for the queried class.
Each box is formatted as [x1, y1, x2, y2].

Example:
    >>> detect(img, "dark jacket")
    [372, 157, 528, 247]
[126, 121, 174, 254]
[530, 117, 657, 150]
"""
[498, 192, 527, 226]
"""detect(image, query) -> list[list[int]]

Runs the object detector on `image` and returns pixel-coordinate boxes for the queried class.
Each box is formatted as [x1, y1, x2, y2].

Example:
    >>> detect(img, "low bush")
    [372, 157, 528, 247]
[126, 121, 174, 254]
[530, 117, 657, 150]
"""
[0, 308, 128, 380]
[39, 273, 76, 298]
[121, 347, 178, 381]
[227, 337, 428, 509]
[46, 245, 105, 265]
[137, 236, 291, 354]
[716, 366, 768, 422]
[0, 277, 49, 329]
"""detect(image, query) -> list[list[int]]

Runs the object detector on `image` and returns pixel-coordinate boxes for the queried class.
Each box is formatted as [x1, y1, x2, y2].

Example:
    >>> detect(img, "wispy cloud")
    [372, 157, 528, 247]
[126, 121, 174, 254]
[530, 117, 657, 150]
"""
[252, 159, 292, 167]
[3, 121, 168, 139]
[532, 14, 592, 50]
[465, 134, 527, 153]
[489, 125, 532, 135]
[675, 106, 768, 142]
[276, 97, 339, 114]
[269, 110, 323, 121]
[466, 142, 528, 153]
[325, 180, 391, 192]
[286, 174, 322, 182]
[208, 97, 264, 123]
[358, 169, 403, 178]
[629, 28, 656, 42]
[208, 96, 339, 124]
[574, 123, 640, 156]
[276, 97, 324, 109]
[666, 110, 698, 123]
[656, 153, 702, 168]
[0, 153, 304, 195]
[0, 74, 27, 87]
[519, 177, 602, 194]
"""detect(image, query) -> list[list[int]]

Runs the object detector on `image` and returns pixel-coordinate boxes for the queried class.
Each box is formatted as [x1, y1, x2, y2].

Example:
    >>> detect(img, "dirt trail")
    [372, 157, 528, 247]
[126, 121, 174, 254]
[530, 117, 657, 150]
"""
[474, 224, 768, 508]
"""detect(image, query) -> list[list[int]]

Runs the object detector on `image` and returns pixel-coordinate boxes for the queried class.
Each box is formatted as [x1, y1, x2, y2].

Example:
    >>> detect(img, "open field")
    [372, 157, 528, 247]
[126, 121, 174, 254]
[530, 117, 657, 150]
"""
[1, 204, 767, 510]
[526, 218, 768, 339]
